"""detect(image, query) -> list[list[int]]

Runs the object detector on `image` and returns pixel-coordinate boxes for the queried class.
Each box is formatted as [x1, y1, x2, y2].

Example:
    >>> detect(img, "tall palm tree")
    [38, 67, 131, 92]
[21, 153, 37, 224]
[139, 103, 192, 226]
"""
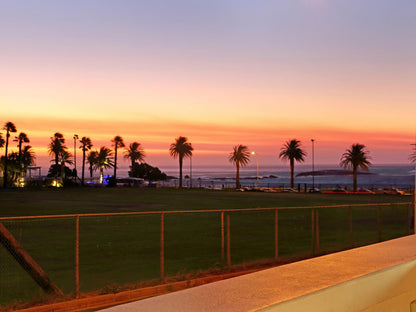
[279, 139, 306, 188]
[229, 145, 251, 189]
[3, 122, 17, 188]
[14, 132, 30, 176]
[48, 133, 66, 167]
[169, 136, 193, 188]
[95, 147, 114, 184]
[340, 143, 372, 192]
[79, 137, 93, 185]
[111, 136, 125, 181]
[124, 142, 145, 170]
[87, 150, 98, 179]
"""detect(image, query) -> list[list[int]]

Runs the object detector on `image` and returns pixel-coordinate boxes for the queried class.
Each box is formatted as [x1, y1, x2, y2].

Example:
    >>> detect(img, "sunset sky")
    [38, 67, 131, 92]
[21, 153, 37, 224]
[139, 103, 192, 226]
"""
[1, 1, 415, 171]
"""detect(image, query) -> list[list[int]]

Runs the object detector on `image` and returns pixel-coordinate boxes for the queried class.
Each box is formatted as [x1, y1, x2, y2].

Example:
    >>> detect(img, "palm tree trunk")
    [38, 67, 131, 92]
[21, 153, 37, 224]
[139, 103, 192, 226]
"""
[81, 151, 86, 186]
[3, 131, 10, 188]
[18, 140, 22, 176]
[113, 146, 118, 181]
[100, 166, 104, 184]
[179, 156, 183, 188]
[290, 159, 294, 188]
[353, 167, 357, 192]
[236, 163, 240, 189]
[61, 163, 65, 181]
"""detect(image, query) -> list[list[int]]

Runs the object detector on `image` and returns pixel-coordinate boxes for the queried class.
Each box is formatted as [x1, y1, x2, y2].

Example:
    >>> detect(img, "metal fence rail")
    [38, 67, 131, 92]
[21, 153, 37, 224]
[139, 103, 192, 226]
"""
[0, 202, 413, 308]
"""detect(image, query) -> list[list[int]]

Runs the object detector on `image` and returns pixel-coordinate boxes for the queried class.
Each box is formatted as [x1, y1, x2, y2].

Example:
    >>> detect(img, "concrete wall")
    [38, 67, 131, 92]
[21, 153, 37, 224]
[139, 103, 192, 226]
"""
[261, 259, 416, 312]
[101, 235, 416, 312]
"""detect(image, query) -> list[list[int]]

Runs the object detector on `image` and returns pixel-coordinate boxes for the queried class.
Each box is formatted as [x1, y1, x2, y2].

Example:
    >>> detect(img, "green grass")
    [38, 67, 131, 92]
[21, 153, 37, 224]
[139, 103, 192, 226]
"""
[0, 187, 410, 216]
[0, 188, 412, 308]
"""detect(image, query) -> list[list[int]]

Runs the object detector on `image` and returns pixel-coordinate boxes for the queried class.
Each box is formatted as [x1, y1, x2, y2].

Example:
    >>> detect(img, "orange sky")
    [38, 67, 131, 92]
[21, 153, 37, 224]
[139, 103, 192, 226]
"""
[1, 1, 415, 170]
[5, 114, 415, 171]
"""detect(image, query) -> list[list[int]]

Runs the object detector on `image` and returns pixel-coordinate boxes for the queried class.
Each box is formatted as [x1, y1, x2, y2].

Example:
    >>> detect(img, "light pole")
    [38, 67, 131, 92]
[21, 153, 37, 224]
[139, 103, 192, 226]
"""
[73, 134, 79, 181]
[251, 151, 259, 187]
[413, 135, 416, 234]
[190, 155, 193, 189]
[311, 139, 315, 190]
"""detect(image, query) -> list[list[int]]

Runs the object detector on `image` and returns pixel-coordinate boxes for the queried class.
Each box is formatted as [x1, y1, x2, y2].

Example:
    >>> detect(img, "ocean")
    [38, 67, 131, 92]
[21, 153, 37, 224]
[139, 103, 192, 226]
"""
[112, 163, 415, 190]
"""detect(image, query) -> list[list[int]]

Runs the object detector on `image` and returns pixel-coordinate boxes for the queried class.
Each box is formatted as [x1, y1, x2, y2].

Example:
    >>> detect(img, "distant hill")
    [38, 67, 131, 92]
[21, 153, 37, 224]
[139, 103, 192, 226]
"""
[296, 170, 375, 177]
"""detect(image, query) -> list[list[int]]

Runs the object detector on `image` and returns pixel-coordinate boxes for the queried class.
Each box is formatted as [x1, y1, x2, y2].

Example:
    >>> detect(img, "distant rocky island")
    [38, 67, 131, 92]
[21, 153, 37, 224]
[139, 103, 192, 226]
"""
[296, 170, 375, 177]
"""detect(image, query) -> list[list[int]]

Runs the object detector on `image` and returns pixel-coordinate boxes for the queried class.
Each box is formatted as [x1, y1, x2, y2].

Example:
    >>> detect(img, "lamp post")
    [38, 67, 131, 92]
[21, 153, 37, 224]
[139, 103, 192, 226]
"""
[73, 134, 79, 181]
[190, 155, 193, 189]
[311, 139, 315, 190]
[251, 151, 259, 187]
[413, 135, 416, 234]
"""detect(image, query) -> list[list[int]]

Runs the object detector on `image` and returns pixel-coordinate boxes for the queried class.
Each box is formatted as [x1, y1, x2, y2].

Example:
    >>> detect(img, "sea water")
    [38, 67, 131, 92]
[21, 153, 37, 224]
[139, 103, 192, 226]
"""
[114, 164, 415, 190]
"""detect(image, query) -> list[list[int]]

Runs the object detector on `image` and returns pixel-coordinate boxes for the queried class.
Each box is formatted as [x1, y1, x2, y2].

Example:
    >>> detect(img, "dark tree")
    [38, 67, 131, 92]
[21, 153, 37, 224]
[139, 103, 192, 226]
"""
[129, 163, 167, 182]
[279, 139, 306, 188]
[111, 135, 125, 182]
[2, 122, 17, 188]
[340, 143, 372, 192]
[79, 137, 93, 185]
[169, 136, 193, 188]
[229, 145, 250, 189]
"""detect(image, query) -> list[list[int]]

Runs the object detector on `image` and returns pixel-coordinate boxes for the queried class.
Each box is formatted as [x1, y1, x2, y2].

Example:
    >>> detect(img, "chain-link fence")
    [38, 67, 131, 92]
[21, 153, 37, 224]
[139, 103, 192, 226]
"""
[0, 202, 413, 308]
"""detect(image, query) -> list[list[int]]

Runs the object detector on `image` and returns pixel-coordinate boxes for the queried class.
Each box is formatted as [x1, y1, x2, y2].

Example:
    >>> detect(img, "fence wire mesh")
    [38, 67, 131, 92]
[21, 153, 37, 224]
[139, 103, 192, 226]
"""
[0, 202, 413, 309]
[0, 217, 75, 306]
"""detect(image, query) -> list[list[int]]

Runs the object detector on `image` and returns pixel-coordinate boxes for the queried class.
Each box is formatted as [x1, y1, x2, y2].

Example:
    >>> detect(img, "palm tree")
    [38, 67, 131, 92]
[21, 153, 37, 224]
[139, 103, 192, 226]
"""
[79, 137, 93, 185]
[0, 133, 4, 149]
[3, 122, 17, 188]
[87, 150, 98, 179]
[21, 145, 36, 172]
[229, 145, 251, 189]
[169, 136, 193, 188]
[111, 136, 125, 181]
[14, 132, 30, 177]
[95, 147, 114, 184]
[409, 147, 415, 163]
[48, 133, 67, 167]
[340, 143, 372, 192]
[124, 142, 145, 169]
[59, 150, 73, 181]
[279, 139, 306, 188]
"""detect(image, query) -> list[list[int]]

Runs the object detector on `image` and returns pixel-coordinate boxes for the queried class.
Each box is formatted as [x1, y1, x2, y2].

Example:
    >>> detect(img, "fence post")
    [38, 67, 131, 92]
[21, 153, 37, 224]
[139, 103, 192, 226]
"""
[349, 206, 353, 248]
[378, 205, 382, 242]
[75, 215, 79, 298]
[274, 209, 278, 261]
[315, 209, 320, 254]
[221, 211, 224, 266]
[227, 214, 231, 268]
[160, 213, 165, 281]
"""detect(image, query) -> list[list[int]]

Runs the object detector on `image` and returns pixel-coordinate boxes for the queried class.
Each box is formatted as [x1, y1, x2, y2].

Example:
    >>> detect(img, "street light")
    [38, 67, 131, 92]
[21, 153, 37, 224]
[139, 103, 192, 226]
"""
[412, 134, 416, 234]
[311, 139, 315, 190]
[73, 134, 79, 181]
[190, 155, 193, 189]
[251, 151, 259, 187]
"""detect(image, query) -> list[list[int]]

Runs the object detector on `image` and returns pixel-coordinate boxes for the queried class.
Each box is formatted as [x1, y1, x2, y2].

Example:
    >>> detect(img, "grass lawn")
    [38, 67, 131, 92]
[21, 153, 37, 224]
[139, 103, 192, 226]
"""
[0, 187, 411, 216]
[0, 187, 413, 308]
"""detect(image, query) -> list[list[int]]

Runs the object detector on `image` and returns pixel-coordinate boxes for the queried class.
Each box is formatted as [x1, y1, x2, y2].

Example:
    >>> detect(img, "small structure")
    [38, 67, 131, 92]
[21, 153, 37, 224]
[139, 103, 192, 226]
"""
[26, 166, 42, 179]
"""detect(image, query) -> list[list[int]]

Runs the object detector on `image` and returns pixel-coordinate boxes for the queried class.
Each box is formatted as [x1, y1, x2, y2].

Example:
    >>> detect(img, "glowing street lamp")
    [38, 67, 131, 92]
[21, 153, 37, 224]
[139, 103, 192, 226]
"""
[251, 151, 259, 187]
